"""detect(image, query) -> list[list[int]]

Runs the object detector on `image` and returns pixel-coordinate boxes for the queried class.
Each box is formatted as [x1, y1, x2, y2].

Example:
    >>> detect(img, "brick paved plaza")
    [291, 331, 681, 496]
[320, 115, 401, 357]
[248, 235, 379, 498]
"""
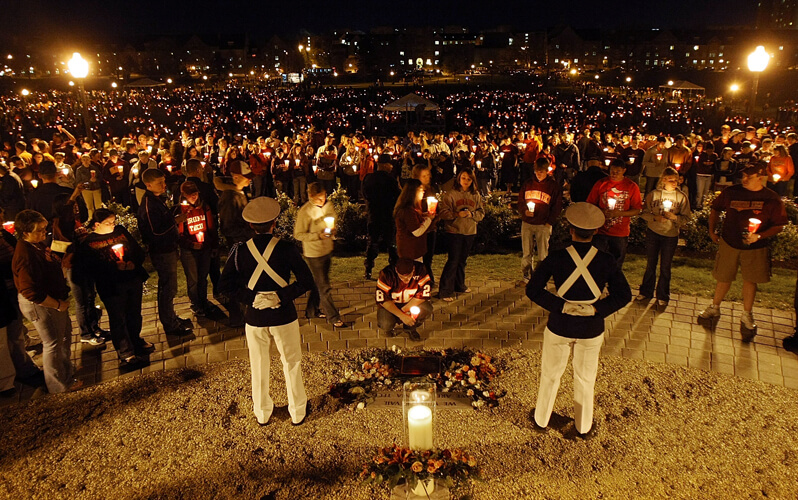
[3, 278, 797, 407]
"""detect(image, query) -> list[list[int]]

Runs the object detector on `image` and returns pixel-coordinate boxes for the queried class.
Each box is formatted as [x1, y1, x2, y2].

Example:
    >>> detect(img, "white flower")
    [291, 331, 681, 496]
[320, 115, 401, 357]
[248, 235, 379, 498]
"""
[461, 380, 467, 386]
[468, 370, 476, 378]
[466, 389, 474, 396]
[444, 371, 452, 378]
[339, 378, 347, 383]
[356, 402, 365, 410]
[483, 391, 490, 397]
[445, 381, 453, 387]
[442, 388, 449, 393]
[471, 356, 481, 366]
[384, 379, 392, 385]
[358, 376, 365, 382]
[468, 377, 477, 385]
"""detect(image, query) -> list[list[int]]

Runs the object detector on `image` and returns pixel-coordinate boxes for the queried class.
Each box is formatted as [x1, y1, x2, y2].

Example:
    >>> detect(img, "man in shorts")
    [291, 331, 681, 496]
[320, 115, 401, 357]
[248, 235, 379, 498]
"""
[698, 162, 787, 339]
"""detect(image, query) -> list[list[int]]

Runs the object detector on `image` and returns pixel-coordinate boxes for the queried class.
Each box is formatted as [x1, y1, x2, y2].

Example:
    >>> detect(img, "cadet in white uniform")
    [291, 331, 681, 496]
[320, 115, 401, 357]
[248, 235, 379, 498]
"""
[526, 202, 631, 437]
[219, 197, 315, 426]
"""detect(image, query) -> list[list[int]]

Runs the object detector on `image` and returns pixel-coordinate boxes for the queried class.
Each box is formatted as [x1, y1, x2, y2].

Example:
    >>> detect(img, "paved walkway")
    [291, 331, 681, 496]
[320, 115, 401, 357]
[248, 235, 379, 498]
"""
[3, 278, 797, 407]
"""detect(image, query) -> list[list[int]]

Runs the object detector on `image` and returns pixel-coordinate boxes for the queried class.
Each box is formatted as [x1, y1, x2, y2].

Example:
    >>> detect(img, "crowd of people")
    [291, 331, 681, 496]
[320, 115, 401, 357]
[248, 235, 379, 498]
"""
[0, 84, 796, 425]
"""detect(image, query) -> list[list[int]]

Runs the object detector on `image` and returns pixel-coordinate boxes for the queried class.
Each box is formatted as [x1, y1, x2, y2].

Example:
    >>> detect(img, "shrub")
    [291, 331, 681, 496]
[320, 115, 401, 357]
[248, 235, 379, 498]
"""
[771, 222, 798, 261]
[106, 201, 143, 248]
[329, 187, 368, 247]
[475, 192, 521, 253]
[273, 192, 298, 244]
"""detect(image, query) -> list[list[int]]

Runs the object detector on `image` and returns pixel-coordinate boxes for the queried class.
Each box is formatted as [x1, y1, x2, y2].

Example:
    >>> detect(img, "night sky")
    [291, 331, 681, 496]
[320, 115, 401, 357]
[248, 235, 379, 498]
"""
[9, 0, 758, 40]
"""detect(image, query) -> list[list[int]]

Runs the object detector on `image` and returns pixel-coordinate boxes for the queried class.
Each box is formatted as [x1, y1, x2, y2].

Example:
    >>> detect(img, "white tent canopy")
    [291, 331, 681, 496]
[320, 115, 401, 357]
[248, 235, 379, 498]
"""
[383, 93, 440, 112]
[658, 80, 705, 94]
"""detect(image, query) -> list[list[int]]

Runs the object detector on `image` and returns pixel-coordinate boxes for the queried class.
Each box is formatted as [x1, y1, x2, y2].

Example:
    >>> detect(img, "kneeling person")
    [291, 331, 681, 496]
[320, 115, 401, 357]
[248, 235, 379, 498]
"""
[376, 258, 432, 341]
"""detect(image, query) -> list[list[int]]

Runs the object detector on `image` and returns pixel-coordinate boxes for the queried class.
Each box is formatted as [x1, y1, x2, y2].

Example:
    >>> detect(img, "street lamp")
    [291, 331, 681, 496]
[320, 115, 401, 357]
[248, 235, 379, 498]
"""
[747, 45, 770, 115]
[20, 89, 29, 96]
[67, 52, 91, 140]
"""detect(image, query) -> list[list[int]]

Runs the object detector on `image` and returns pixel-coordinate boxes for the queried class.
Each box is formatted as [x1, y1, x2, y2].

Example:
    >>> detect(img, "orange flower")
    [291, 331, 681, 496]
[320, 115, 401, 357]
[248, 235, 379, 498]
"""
[427, 464, 438, 473]
[411, 461, 424, 473]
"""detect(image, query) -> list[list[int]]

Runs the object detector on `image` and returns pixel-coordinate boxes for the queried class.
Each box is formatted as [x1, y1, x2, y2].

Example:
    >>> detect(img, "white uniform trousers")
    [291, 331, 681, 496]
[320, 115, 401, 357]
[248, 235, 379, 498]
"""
[535, 327, 604, 434]
[245, 320, 307, 425]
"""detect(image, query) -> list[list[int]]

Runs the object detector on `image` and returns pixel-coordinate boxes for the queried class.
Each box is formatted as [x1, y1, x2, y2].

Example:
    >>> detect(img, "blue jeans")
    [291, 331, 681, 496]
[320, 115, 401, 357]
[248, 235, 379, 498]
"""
[65, 268, 100, 338]
[18, 295, 73, 393]
[150, 251, 181, 330]
[180, 247, 212, 312]
[639, 228, 678, 302]
[439, 233, 475, 298]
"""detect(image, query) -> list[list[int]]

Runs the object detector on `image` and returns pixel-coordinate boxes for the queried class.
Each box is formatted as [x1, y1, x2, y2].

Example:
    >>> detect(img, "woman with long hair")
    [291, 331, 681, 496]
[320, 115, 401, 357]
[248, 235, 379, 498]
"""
[635, 167, 691, 307]
[412, 164, 440, 287]
[394, 179, 437, 263]
[437, 169, 484, 302]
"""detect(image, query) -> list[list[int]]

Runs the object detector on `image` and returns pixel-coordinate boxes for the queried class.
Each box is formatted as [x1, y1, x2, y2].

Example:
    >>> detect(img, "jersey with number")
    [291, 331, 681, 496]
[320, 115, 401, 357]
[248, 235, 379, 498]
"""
[375, 262, 430, 305]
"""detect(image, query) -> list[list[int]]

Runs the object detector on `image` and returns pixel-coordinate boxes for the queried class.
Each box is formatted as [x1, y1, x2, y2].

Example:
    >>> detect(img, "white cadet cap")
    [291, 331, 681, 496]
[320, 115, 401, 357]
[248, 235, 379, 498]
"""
[242, 197, 281, 224]
[565, 202, 605, 230]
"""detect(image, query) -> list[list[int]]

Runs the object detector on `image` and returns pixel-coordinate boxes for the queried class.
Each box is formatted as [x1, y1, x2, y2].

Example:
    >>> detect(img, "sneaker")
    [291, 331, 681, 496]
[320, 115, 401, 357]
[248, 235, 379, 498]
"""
[741, 311, 756, 331]
[178, 317, 193, 329]
[407, 328, 421, 341]
[634, 294, 651, 302]
[137, 341, 156, 354]
[783, 334, 798, 353]
[80, 336, 106, 346]
[698, 304, 721, 320]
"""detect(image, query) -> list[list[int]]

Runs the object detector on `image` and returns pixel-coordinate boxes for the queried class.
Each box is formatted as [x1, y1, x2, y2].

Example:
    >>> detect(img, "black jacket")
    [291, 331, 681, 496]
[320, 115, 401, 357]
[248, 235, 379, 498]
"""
[526, 241, 631, 339]
[218, 233, 314, 327]
[137, 190, 178, 254]
[362, 170, 400, 221]
[0, 172, 25, 220]
[25, 182, 73, 221]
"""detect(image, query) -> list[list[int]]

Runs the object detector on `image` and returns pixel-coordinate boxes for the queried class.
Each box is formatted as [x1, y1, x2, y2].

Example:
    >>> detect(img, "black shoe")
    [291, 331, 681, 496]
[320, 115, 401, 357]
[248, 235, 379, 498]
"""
[292, 403, 310, 426]
[178, 317, 193, 329]
[565, 425, 597, 441]
[137, 341, 156, 354]
[784, 334, 798, 353]
[80, 335, 106, 346]
[0, 387, 16, 398]
[364, 271, 373, 280]
[165, 326, 193, 336]
[94, 328, 110, 340]
[384, 328, 398, 338]
[119, 355, 147, 371]
[407, 328, 421, 341]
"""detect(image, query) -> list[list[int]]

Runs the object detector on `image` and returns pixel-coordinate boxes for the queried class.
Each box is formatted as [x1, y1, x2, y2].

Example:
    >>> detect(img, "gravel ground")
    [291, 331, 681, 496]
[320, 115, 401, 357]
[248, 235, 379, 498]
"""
[1, 348, 796, 499]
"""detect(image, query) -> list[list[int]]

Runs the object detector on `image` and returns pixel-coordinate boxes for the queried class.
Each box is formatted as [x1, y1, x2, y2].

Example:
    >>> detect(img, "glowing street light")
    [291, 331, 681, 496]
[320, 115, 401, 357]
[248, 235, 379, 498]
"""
[570, 68, 577, 75]
[111, 82, 117, 88]
[667, 80, 674, 86]
[167, 78, 173, 84]
[748, 46, 770, 115]
[67, 53, 91, 139]
[625, 76, 632, 82]
[730, 83, 740, 92]
[20, 89, 29, 96]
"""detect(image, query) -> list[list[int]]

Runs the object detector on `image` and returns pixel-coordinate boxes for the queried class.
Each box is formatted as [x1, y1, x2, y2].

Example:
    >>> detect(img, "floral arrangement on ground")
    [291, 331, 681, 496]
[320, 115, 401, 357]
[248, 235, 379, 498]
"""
[360, 443, 481, 491]
[328, 346, 506, 409]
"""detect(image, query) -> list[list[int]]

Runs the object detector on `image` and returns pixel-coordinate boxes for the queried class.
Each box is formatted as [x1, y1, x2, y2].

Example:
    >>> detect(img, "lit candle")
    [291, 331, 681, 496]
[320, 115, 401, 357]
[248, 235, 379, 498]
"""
[181, 200, 188, 206]
[111, 243, 125, 260]
[410, 390, 430, 402]
[606, 197, 617, 210]
[407, 405, 433, 450]
[604, 159, 611, 166]
[196, 231, 205, 243]
[476, 160, 482, 169]
[167, 164, 173, 172]
[373, 154, 378, 162]
[31, 179, 39, 188]
[748, 218, 762, 234]
[662, 199, 673, 212]
[409, 306, 421, 319]
[312, 164, 318, 173]
[426, 196, 438, 213]
[295, 159, 300, 166]
[674, 163, 681, 171]
[132, 167, 139, 176]
[61, 168, 69, 175]
[284, 159, 290, 168]
[527, 201, 535, 213]
[2, 221, 14, 234]
[656, 153, 663, 161]
[323, 216, 335, 234]
[773, 173, 781, 182]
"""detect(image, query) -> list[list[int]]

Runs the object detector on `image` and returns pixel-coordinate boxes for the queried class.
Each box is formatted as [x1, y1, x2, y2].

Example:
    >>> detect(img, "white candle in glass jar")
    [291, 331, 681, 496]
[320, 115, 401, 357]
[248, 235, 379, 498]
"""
[407, 405, 433, 450]
[606, 197, 617, 210]
[527, 201, 535, 213]
[409, 306, 420, 319]
[662, 199, 673, 212]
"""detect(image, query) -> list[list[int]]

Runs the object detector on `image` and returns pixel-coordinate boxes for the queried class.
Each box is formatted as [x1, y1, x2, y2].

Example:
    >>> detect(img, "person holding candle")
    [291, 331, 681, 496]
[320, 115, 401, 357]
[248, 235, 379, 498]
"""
[641, 136, 669, 196]
[294, 182, 348, 328]
[636, 168, 691, 307]
[412, 165, 440, 287]
[526, 202, 631, 438]
[218, 197, 315, 426]
[586, 159, 643, 270]
[74, 153, 104, 220]
[376, 258, 432, 341]
[339, 142, 362, 203]
[437, 169, 484, 302]
[0, 162, 25, 221]
[75, 209, 151, 369]
[174, 181, 218, 317]
[102, 148, 129, 205]
[698, 163, 787, 338]
[137, 168, 193, 336]
[395, 179, 438, 264]
[130, 150, 157, 206]
[24, 161, 75, 224]
[517, 157, 563, 285]
[12, 210, 82, 393]
[766, 145, 793, 197]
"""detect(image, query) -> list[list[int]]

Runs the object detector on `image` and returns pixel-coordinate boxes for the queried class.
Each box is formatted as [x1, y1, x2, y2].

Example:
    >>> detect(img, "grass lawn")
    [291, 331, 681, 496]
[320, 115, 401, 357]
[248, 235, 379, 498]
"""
[140, 249, 796, 312]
